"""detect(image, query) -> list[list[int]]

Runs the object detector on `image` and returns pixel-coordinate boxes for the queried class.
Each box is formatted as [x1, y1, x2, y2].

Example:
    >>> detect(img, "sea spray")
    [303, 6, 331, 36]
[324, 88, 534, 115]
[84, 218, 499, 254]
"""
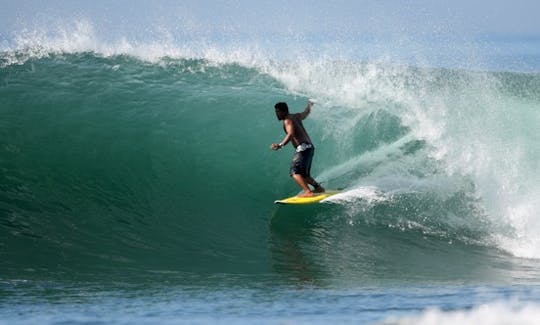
[262, 59, 540, 258]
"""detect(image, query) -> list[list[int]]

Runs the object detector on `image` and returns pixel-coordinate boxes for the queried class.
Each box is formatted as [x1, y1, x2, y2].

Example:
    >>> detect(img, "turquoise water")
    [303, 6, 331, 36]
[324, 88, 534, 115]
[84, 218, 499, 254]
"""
[2, 31, 540, 323]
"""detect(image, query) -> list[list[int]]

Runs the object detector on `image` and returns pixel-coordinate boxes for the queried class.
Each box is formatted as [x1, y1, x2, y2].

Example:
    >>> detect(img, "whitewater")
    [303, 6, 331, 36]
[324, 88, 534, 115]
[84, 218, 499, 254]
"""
[1, 16, 540, 325]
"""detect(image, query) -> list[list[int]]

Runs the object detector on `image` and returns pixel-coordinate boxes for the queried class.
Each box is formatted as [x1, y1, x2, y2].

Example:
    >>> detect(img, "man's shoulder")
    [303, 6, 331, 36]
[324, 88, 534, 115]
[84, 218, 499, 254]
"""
[284, 113, 299, 120]
[284, 114, 301, 124]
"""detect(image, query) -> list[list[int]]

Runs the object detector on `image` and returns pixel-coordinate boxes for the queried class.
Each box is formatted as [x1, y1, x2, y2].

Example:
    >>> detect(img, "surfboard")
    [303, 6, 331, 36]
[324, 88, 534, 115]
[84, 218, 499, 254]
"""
[274, 190, 341, 205]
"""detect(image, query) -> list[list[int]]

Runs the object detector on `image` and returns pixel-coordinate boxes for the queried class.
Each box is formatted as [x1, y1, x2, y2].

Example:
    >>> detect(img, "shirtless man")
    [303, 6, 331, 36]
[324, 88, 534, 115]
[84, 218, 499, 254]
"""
[271, 100, 325, 197]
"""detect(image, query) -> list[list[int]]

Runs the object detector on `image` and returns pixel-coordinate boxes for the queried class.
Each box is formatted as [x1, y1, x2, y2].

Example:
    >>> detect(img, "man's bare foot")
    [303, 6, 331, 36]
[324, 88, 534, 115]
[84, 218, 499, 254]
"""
[297, 191, 314, 198]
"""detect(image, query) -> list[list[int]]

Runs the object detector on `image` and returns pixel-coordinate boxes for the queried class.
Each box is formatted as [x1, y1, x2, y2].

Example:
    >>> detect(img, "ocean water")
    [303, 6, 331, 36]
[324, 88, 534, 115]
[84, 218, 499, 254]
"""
[2, 15, 540, 325]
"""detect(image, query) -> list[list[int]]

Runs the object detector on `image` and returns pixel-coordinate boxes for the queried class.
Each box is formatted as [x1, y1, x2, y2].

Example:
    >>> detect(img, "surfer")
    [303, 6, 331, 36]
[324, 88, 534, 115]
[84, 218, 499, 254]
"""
[271, 100, 325, 197]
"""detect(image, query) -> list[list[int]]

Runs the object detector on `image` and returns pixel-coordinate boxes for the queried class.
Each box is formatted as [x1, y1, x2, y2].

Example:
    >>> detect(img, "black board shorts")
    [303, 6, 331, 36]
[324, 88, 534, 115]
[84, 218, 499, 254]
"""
[289, 146, 314, 177]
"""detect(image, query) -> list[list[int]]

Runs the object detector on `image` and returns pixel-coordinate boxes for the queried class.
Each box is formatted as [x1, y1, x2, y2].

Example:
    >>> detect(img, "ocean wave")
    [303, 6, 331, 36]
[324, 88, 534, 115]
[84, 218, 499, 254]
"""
[1, 50, 539, 279]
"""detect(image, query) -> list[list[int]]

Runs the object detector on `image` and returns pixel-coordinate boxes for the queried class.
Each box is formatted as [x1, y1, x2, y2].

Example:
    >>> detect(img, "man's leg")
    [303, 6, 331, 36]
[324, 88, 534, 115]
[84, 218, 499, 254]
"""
[305, 176, 325, 193]
[302, 148, 324, 193]
[292, 174, 313, 197]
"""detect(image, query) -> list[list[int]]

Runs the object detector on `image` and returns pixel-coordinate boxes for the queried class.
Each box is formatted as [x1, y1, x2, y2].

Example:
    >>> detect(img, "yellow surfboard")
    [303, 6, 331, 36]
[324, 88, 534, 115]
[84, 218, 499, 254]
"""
[274, 190, 341, 205]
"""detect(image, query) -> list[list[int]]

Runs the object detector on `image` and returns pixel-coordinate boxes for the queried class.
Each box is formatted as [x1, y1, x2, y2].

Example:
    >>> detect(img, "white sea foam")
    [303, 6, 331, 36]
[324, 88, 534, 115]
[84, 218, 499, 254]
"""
[322, 186, 386, 205]
[381, 301, 540, 325]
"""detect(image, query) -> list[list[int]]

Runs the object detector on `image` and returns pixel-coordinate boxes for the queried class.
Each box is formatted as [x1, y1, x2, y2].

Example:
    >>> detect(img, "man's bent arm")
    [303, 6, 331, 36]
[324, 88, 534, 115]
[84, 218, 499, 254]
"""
[271, 119, 294, 150]
[279, 119, 294, 146]
[298, 100, 313, 120]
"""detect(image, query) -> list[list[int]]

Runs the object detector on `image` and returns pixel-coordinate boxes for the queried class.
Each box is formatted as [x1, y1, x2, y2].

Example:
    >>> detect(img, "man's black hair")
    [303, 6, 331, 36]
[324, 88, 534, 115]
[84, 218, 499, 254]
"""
[274, 102, 289, 113]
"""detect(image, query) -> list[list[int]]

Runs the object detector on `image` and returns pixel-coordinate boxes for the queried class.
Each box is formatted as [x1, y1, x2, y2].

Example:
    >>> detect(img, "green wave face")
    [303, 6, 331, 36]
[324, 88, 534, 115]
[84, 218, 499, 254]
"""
[1, 52, 540, 283]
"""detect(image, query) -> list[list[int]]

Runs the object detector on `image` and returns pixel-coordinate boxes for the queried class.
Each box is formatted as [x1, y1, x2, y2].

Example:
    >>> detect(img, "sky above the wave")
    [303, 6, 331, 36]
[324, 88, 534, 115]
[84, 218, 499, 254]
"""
[1, 0, 540, 39]
[1, 0, 539, 71]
